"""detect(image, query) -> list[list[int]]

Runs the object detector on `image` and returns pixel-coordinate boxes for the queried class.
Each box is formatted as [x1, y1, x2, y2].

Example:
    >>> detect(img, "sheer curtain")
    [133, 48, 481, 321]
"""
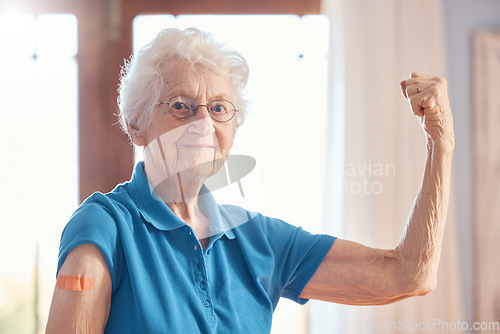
[314, 0, 465, 332]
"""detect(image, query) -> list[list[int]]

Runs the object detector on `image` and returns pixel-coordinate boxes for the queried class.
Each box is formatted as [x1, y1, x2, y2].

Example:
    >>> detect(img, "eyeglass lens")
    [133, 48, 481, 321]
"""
[164, 97, 235, 122]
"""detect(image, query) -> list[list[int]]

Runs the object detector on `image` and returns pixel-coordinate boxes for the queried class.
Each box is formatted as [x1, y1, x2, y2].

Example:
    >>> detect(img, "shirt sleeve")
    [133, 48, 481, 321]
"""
[57, 196, 123, 292]
[264, 216, 336, 304]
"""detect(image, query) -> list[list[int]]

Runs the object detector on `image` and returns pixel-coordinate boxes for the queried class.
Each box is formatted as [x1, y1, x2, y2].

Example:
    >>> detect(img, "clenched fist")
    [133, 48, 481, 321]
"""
[400, 72, 455, 150]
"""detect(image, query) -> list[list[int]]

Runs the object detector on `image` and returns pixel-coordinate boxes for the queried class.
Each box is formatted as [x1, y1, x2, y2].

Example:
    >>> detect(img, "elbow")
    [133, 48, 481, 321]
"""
[392, 248, 440, 298]
[372, 261, 438, 305]
[415, 274, 437, 296]
[402, 271, 437, 297]
[378, 273, 436, 305]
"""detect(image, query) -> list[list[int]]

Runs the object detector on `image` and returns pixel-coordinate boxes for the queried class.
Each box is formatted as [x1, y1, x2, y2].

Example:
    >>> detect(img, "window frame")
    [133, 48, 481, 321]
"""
[10, 0, 320, 201]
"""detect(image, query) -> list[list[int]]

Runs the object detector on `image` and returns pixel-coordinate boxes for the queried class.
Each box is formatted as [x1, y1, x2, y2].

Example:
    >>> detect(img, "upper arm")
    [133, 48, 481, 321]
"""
[46, 244, 112, 333]
[300, 239, 421, 306]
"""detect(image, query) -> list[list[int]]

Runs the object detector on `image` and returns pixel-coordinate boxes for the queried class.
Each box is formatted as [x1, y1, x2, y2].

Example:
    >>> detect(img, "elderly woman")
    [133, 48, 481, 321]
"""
[46, 28, 454, 333]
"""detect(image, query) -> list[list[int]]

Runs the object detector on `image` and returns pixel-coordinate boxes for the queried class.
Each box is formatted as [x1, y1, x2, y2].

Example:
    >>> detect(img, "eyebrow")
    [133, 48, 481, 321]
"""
[165, 91, 232, 102]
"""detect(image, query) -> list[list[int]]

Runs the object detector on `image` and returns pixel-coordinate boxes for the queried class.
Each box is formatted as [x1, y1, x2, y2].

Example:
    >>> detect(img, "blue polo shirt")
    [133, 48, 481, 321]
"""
[57, 162, 335, 333]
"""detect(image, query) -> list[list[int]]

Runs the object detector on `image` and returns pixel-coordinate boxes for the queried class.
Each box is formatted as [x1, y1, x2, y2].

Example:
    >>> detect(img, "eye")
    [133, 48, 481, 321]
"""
[212, 105, 225, 113]
[172, 102, 187, 110]
[168, 97, 194, 118]
[211, 102, 228, 113]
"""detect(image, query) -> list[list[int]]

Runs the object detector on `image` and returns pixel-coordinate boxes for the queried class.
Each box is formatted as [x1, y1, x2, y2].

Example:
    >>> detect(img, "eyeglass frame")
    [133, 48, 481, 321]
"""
[156, 96, 239, 123]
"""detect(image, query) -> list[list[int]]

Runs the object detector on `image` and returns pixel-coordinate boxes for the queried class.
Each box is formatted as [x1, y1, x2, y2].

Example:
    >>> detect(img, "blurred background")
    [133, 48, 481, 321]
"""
[0, 0, 499, 333]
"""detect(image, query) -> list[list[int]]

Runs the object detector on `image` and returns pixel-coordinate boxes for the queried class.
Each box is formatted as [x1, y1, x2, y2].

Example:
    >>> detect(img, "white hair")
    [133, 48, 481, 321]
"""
[118, 27, 249, 136]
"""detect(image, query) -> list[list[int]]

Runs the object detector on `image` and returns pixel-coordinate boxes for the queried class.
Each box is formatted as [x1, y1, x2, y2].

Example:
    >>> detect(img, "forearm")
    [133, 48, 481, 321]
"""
[394, 139, 454, 292]
[301, 139, 454, 305]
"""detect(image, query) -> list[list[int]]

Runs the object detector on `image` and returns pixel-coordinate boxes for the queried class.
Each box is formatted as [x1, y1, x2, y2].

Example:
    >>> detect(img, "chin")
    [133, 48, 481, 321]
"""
[189, 157, 226, 179]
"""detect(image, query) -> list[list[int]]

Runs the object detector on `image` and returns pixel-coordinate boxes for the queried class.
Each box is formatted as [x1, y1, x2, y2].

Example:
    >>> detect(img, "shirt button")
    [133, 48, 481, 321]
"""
[202, 300, 210, 308]
[206, 249, 212, 255]
[200, 282, 206, 290]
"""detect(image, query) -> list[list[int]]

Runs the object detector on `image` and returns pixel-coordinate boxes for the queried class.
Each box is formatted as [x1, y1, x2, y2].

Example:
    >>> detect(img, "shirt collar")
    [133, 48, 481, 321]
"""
[198, 184, 235, 239]
[129, 161, 235, 240]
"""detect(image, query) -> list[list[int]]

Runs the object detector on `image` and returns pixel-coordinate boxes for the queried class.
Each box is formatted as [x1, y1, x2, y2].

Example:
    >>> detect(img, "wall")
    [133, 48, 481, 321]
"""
[443, 0, 500, 324]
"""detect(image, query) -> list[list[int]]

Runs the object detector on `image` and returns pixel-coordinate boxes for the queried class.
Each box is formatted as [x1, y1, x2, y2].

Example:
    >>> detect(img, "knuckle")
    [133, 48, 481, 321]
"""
[435, 77, 446, 85]
[434, 77, 448, 90]
[430, 86, 440, 95]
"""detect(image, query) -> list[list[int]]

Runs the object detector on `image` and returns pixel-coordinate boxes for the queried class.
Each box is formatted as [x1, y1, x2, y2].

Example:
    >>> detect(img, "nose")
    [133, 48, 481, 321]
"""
[188, 105, 215, 136]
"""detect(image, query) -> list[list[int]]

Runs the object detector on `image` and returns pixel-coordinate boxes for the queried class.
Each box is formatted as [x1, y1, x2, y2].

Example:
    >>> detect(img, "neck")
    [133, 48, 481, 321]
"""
[144, 161, 210, 239]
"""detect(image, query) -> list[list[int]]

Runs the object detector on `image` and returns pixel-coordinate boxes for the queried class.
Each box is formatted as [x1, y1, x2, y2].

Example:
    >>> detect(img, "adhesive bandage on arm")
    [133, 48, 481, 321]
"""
[56, 275, 95, 291]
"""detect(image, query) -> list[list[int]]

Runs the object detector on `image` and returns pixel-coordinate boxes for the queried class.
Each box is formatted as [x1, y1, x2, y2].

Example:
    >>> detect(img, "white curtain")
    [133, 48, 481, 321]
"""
[313, 1, 465, 333]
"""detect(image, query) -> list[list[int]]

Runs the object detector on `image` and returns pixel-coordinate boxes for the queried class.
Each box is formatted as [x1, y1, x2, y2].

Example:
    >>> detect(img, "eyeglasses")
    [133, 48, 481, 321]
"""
[156, 96, 238, 122]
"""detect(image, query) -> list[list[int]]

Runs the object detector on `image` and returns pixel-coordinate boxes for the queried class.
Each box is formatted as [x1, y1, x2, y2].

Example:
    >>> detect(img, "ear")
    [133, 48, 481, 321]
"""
[126, 123, 147, 147]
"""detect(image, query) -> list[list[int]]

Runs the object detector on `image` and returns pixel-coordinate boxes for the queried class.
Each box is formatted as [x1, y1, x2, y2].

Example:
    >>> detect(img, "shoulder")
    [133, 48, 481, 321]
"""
[61, 186, 139, 252]
[221, 204, 259, 225]
[221, 204, 304, 240]
[222, 205, 335, 253]
[86, 183, 136, 216]
[64, 193, 123, 236]
[68, 185, 136, 229]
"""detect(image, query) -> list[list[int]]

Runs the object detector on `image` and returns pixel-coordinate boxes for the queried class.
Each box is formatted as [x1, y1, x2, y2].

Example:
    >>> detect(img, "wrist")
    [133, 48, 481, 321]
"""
[427, 135, 455, 155]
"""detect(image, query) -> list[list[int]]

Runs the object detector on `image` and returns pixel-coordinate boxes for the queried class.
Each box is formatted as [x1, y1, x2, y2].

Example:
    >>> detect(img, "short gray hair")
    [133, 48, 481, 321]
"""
[118, 27, 249, 136]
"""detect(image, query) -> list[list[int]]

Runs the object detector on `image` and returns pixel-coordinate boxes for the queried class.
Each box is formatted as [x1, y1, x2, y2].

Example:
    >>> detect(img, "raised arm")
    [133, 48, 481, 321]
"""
[301, 72, 454, 305]
[46, 244, 112, 333]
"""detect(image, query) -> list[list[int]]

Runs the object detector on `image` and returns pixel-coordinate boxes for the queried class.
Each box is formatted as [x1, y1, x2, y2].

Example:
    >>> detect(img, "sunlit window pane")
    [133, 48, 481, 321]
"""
[35, 14, 77, 57]
[0, 57, 38, 334]
[34, 57, 78, 331]
[133, 15, 176, 51]
[0, 14, 35, 56]
[0, 58, 36, 111]
[0, 13, 77, 333]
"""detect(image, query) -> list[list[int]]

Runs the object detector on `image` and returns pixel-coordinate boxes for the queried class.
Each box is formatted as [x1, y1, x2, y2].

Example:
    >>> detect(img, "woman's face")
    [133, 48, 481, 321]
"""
[139, 61, 237, 189]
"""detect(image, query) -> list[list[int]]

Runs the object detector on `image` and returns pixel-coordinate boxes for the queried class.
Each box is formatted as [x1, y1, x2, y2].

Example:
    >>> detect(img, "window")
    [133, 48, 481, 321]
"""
[0, 13, 78, 333]
[133, 15, 329, 333]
